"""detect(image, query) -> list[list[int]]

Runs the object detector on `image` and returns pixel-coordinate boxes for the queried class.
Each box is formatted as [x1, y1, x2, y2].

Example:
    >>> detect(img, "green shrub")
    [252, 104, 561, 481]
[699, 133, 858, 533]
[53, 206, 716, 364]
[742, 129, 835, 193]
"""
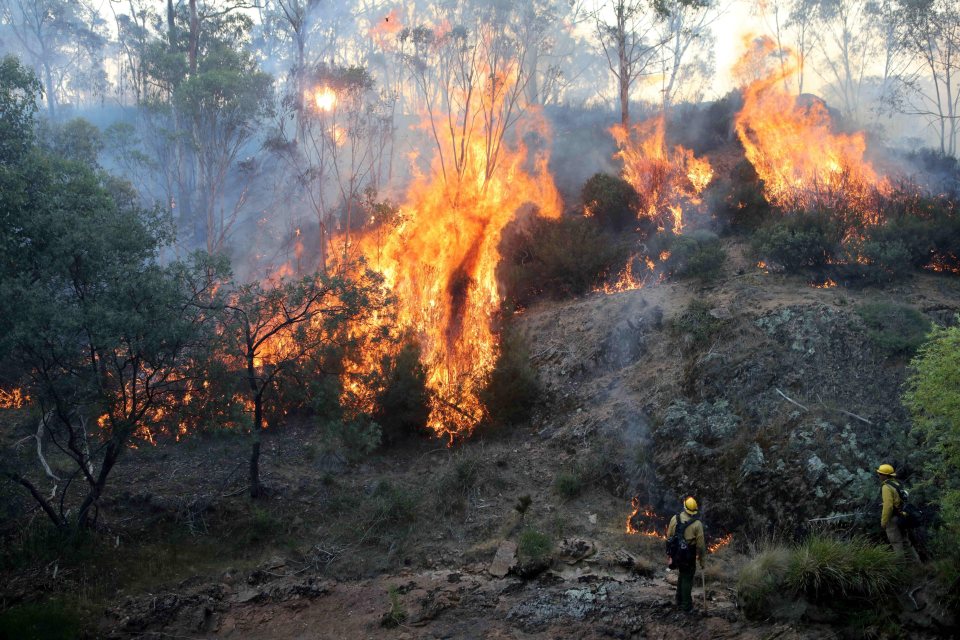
[498, 214, 630, 308]
[0, 600, 84, 640]
[737, 536, 902, 620]
[785, 536, 900, 601]
[751, 211, 844, 270]
[905, 322, 960, 531]
[553, 471, 586, 500]
[669, 299, 729, 351]
[581, 172, 639, 232]
[479, 329, 540, 426]
[381, 587, 407, 628]
[373, 339, 431, 443]
[517, 528, 552, 564]
[857, 302, 931, 358]
[657, 229, 726, 281]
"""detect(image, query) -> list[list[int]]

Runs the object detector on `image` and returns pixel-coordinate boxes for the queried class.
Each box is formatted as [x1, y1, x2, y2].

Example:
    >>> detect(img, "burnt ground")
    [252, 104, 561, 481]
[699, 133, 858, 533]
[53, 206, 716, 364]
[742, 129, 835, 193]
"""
[2, 239, 960, 638]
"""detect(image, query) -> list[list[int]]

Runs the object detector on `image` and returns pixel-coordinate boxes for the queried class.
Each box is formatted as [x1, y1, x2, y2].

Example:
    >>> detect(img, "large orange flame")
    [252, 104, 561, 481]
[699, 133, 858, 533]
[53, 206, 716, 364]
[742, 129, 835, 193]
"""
[733, 36, 886, 217]
[611, 115, 713, 234]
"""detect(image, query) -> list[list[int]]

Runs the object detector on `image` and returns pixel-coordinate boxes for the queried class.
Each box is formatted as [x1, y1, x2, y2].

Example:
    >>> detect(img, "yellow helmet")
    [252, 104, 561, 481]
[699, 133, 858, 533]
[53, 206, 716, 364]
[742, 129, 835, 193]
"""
[684, 496, 699, 514]
[876, 463, 896, 476]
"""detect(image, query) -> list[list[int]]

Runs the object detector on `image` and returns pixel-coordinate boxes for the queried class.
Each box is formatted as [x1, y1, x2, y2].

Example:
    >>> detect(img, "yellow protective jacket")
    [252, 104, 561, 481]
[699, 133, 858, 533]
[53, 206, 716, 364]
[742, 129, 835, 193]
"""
[881, 479, 903, 528]
[667, 512, 706, 564]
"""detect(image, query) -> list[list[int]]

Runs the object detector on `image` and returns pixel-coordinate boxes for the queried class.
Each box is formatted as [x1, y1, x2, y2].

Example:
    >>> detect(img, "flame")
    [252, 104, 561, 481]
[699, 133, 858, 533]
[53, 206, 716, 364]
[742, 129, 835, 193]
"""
[611, 115, 713, 230]
[346, 69, 561, 439]
[733, 36, 886, 217]
[312, 86, 337, 112]
[0, 387, 29, 409]
[625, 497, 668, 539]
[812, 278, 837, 288]
[708, 533, 734, 553]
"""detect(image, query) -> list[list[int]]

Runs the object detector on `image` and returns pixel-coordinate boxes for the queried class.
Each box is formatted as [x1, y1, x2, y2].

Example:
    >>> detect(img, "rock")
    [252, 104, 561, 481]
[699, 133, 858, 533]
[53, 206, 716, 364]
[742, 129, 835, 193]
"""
[740, 443, 765, 479]
[556, 538, 597, 565]
[489, 540, 518, 578]
[709, 306, 732, 320]
[806, 454, 827, 482]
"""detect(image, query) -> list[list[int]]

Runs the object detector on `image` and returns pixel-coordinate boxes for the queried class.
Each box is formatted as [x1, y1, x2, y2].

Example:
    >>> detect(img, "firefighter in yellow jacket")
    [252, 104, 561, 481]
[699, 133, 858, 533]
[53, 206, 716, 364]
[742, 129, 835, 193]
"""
[666, 496, 707, 612]
[877, 463, 919, 561]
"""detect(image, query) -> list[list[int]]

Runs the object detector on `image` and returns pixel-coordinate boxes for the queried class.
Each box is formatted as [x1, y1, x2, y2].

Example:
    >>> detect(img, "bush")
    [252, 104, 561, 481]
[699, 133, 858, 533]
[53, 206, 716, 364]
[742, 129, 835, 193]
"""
[479, 330, 540, 426]
[373, 339, 431, 443]
[498, 213, 630, 308]
[751, 211, 844, 270]
[904, 322, 960, 531]
[428, 448, 499, 516]
[712, 159, 774, 233]
[517, 528, 553, 564]
[581, 172, 639, 232]
[668, 299, 729, 351]
[737, 536, 902, 620]
[655, 229, 726, 281]
[857, 302, 931, 358]
[554, 471, 586, 500]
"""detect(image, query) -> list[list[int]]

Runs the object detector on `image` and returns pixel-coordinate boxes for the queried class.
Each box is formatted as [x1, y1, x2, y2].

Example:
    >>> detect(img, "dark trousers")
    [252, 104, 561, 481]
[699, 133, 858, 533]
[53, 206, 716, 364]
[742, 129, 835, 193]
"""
[675, 564, 697, 611]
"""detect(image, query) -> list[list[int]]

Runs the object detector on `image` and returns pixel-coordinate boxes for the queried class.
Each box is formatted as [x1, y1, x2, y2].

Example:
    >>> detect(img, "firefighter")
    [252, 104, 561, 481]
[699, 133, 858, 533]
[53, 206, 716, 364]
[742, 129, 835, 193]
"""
[666, 496, 706, 612]
[876, 463, 919, 561]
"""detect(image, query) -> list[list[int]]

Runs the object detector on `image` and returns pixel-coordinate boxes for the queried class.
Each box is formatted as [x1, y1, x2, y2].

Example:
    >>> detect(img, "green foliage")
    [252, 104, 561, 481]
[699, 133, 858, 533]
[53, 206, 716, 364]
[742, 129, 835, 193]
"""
[669, 299, 729, 351]
[857, 302, 931, 357]
[373, 339, 431, 443]
[904, 322, 960, 530]
[428, 448, 496, 517]
[37, 118, 104, 166]
[737, 536, 902, 620]
[498, 214, 630, 308]
[381, 587, 407, 628]
[581, 172, 639, 232]
[0, 55, 41, 164]
[517, 528, 552, 564]
[553, 470, 587, 500]
[479, 330, 540, 426]
[656, 229, 726, 281]
[751, 211, 844, 270]
[366, 480, 420, 538]
[785, 536, 900, 601]
[0, 600, 84, 640]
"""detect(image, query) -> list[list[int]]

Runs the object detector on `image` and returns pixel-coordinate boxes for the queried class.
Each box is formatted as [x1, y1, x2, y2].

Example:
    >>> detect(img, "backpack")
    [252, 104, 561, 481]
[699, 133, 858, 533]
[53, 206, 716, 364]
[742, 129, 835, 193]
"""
[887, 480, 922, 529]
[666, 513, 699, 569]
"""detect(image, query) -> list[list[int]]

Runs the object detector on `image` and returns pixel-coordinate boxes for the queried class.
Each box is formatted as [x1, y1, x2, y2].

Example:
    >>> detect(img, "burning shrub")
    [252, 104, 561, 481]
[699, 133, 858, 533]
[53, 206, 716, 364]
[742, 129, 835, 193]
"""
[857, 302, 932, 358]
[581, 172, 640, 232]
[751, 211, 844, 271]
[372, 339, 431, 444]
[655, 229, 727, 282]
[478, 329, 540, 427]
[498, 214, 630, 308]
[711, 159, 775, 233]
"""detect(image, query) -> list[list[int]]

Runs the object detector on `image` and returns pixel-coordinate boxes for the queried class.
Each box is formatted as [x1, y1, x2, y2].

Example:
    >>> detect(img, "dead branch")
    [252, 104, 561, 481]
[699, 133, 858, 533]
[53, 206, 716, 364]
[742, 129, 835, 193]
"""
[775, 388, 809, 412]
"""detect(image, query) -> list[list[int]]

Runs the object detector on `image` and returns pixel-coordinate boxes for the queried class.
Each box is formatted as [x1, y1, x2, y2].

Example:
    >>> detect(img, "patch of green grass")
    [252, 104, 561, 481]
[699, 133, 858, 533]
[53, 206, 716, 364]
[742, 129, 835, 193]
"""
[553, 471, 586, 499]
[737, 536, 902, 620]
[517, 528, 552, 564]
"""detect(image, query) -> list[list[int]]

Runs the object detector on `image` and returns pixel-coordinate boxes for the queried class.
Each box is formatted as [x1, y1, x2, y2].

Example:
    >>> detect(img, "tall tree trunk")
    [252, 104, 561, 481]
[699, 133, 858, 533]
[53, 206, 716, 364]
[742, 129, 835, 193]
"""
[247, 350, 263, 498]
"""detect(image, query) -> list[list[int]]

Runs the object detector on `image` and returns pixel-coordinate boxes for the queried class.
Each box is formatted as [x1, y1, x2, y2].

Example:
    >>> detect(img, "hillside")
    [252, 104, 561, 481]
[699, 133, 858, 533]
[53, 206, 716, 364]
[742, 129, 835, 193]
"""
[3, 239, 957, 638]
